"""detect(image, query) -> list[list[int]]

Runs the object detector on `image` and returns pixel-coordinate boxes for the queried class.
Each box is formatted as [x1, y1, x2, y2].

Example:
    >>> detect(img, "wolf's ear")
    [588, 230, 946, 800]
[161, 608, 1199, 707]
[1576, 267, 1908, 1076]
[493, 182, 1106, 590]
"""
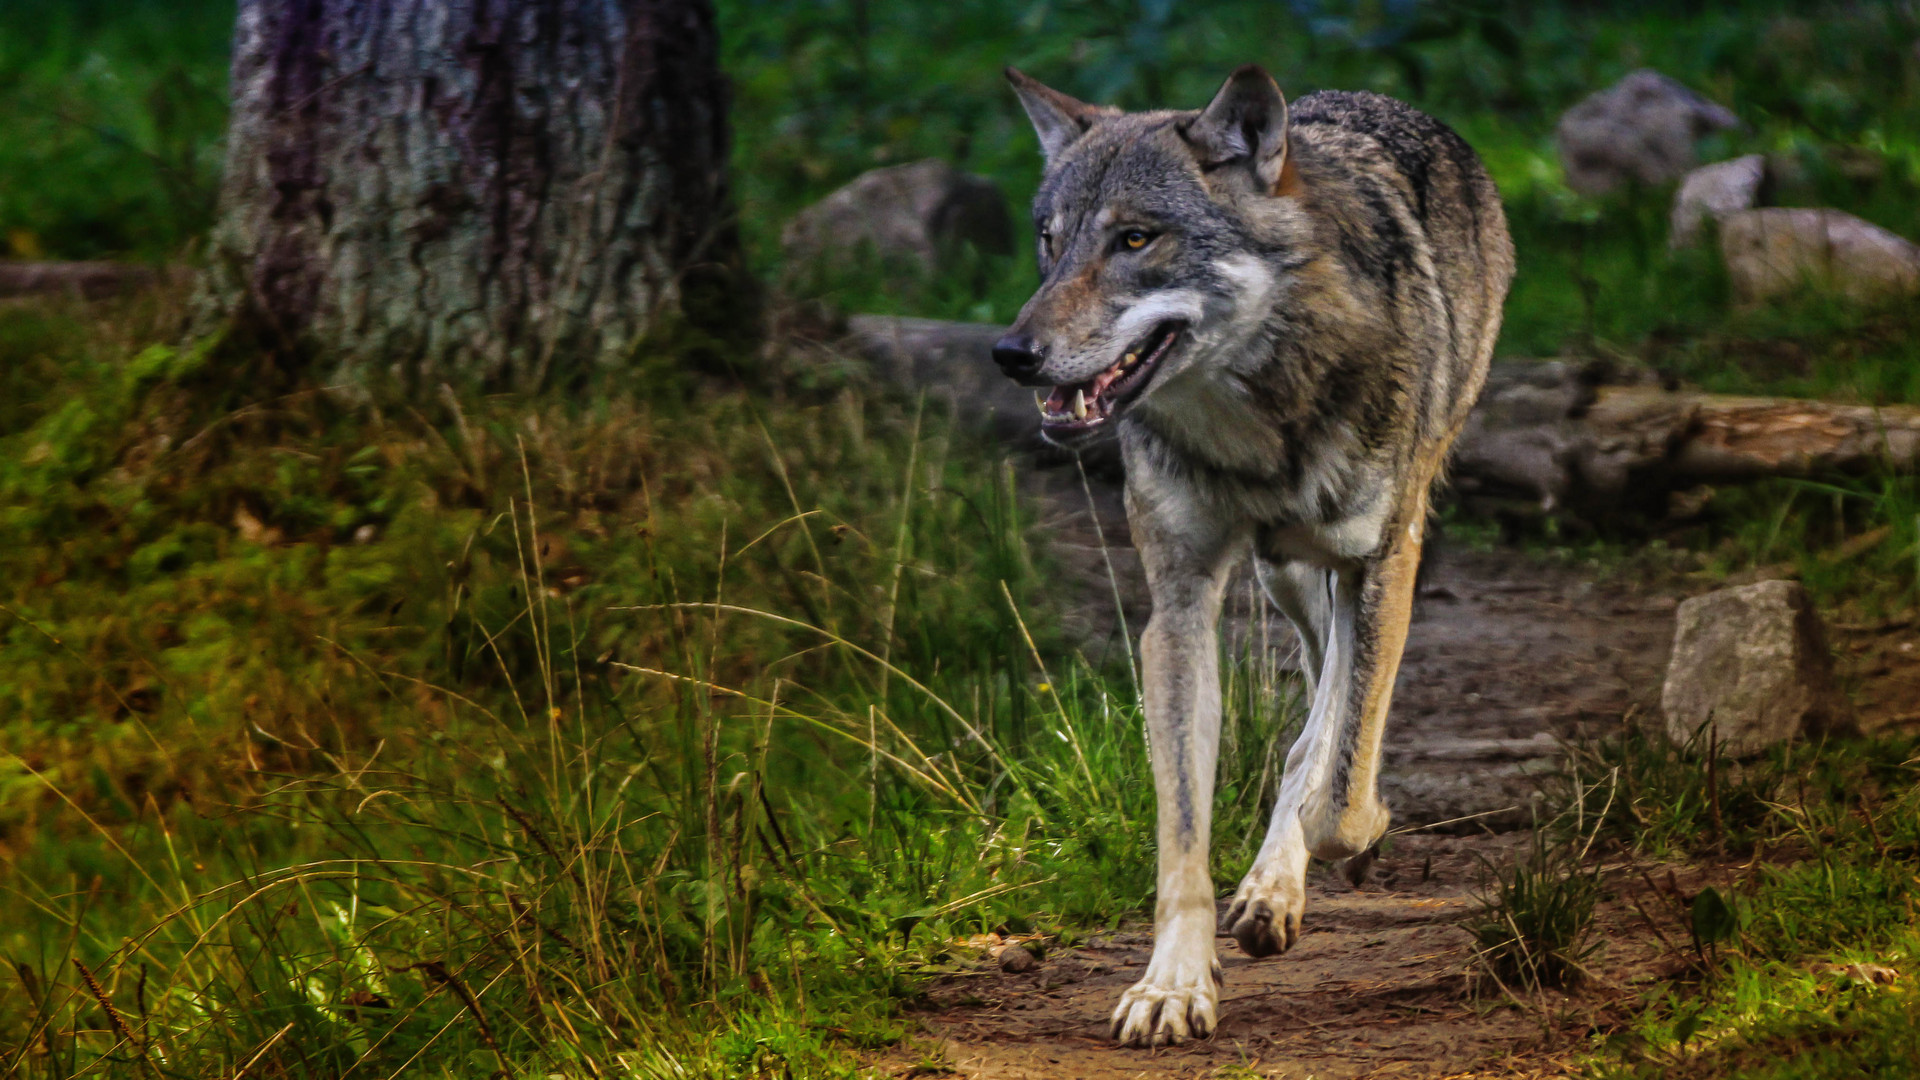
[1006, 68, 1112, 162]
[1184, 65, 1292, 192]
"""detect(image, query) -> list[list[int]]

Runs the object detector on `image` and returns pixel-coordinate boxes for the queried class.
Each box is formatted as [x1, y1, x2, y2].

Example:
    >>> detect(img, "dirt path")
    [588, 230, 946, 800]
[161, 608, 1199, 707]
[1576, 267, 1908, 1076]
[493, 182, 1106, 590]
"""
[901, 832, 1740, 1079]
[894, 460, 1920, 1078]
[909, 834, 1550, 1079]
[1038, 472, 1677, 832]
[875, 473, 1701, 1078]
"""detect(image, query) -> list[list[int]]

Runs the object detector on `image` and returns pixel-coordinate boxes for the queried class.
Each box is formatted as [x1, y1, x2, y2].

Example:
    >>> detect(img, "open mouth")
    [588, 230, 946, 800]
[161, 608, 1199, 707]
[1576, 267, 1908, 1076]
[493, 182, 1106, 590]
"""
[1038, 321, 1184, 436]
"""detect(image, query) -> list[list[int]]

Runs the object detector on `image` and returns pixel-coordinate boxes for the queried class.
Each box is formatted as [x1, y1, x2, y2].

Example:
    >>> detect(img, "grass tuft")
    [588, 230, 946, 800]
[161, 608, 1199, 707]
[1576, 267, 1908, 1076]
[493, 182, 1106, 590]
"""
[1468, 826, 1603, 993]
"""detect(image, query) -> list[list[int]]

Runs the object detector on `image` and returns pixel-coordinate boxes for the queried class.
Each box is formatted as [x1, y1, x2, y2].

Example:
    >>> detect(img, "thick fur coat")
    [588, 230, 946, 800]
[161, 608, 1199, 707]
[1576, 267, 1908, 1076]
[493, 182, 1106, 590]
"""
[993, 66, 1514, 1047]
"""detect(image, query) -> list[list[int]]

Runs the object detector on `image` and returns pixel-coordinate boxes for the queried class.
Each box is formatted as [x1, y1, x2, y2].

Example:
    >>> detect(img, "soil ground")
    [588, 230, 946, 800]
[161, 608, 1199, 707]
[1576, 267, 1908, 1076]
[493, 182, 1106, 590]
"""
[873, 478, 1676, 1078]
[897, 838, 1751, 1079]
[912, 833, 1548, 1080]
[885, 469, 1920, 1078]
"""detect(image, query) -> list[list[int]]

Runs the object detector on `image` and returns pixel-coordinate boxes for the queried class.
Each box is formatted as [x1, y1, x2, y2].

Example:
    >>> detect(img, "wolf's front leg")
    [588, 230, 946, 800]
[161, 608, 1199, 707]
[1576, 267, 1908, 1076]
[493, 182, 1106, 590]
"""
[1111, 484, 1242, 1047]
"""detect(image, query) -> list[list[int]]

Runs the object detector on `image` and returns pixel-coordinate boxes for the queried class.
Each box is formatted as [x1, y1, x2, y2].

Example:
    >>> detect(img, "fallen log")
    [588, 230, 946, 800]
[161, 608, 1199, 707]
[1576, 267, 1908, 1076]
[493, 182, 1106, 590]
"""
[848, 315, 1920, 520]
[0, 260, 161, 300]
[1453, 362, 1920, 519]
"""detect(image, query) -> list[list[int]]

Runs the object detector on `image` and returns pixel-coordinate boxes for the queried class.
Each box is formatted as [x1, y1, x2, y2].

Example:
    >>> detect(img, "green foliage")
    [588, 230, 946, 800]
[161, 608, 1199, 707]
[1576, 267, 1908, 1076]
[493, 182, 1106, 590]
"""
[723, 1, 1920, 344]
[1467, 827, 1603, 990]
[0, 293, 1309, 1073]
[10, 1, 1920, 1074]
[1549, 719, 1788, 859]
[1578, 738, 1920, 1078]
[0, 0, 230, 260]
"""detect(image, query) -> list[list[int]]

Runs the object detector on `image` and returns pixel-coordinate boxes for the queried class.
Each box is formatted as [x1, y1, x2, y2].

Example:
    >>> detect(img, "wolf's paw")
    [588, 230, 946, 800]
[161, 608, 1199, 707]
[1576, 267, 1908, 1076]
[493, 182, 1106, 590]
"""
[1340, 842, 1380, 888]
[1223, 884, 1303, 958]
[1110, 941, 1222, 1046]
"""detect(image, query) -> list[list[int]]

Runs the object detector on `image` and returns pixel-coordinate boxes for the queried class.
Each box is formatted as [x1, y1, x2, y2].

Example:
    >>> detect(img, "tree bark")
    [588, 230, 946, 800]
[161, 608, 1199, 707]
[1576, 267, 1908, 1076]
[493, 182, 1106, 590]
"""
[201, 0, 751, 388]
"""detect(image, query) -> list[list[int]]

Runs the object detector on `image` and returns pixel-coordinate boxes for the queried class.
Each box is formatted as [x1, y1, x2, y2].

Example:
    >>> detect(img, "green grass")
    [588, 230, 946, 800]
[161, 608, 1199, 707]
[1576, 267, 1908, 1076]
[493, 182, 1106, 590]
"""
[1456, 687, 1920, 1077]
[1548, 720, 1795, 860]
[1567, 733, 1920, 1078]
[1467, 826, 1604, 991]
[0, 289, 1311, 1074]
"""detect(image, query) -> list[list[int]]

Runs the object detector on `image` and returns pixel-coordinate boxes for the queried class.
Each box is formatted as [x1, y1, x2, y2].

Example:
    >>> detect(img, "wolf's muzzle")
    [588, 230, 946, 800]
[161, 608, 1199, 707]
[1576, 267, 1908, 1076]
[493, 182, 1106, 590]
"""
[991, 333, 1049, 385]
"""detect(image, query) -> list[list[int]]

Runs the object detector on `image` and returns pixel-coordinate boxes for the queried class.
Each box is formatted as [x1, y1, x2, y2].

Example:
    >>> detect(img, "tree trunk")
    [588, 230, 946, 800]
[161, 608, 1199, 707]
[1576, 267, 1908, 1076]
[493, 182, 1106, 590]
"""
[201, 0, 751, 388]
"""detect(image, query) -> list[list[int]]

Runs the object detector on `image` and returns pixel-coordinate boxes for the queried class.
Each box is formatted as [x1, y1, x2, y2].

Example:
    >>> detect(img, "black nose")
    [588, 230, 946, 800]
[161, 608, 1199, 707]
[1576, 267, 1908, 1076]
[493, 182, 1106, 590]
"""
[992, 333, 1046, 384]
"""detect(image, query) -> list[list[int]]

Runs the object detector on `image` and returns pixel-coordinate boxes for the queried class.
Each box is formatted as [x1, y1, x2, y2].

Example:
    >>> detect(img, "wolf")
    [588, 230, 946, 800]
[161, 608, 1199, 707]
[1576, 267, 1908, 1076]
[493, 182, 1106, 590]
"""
[993, 65, 1514, 1046]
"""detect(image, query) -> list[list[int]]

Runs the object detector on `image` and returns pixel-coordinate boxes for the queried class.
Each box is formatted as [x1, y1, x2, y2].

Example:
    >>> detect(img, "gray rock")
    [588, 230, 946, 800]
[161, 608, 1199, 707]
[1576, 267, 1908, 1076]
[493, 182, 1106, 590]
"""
[1719, 207, 1920, 305]
[1669, 154, 1767, 248]
[1660, 580, 1851, 756]
[997, 943, 1039, 973]
[1556, 70, 1741, 196]
[781, 159, 1013, 275]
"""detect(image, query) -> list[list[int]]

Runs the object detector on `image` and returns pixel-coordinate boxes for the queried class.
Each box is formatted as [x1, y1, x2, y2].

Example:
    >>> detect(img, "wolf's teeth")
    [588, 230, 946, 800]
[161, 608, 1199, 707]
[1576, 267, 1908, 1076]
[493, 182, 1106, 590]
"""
[1072, 388, 1087, 419]
[1124, 352, 1138, 366]
[1035, 391, 1047, 415]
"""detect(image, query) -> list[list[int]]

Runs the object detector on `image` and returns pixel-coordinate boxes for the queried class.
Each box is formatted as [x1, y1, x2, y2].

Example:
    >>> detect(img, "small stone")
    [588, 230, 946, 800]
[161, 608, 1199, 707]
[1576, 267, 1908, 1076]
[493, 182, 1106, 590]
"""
[1719, 208, 1920, 305]
[1660, 579, 1852, 756]
[1669, 154, 1766, 248]
[781, 159, 1012, 276]
[997, 943, 1039, 973]
[1556, 70, 1741, 196]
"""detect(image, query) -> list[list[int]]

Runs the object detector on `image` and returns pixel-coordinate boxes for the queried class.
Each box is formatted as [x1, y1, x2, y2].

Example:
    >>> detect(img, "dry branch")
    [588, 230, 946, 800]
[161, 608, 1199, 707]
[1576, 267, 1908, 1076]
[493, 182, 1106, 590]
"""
[0, 260, 158, 300]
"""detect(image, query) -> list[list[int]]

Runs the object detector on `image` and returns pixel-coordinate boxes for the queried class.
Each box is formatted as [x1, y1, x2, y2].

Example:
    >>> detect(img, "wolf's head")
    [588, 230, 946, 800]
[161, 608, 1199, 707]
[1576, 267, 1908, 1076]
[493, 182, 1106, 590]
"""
[994, 66, 1308, 448]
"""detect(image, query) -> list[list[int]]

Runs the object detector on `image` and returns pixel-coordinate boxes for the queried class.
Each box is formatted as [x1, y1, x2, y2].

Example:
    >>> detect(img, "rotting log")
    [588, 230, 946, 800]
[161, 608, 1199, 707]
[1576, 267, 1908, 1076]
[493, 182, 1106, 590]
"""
[1454, 363, 1920, 520]
[848, 315, 1920, 518]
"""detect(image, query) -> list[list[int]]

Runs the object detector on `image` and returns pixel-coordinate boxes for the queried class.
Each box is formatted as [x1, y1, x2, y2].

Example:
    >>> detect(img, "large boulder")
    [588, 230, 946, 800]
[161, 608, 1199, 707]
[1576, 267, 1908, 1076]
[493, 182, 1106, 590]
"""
[1556, 71, 1740, 196]
[1669, 154, 1766, 248]
[1719, 208, 1920, 305]
[1661, 579, 1852, 756]
[781, 160, 1013, 276]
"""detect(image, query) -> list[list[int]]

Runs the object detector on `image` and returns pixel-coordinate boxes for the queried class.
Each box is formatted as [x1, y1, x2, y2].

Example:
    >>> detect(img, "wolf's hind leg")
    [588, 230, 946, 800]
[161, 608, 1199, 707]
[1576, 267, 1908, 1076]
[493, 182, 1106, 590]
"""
[1257, 559, 1329, 699]
[1227, 563, 1343, 957]
[1297, 515, 1424, 861]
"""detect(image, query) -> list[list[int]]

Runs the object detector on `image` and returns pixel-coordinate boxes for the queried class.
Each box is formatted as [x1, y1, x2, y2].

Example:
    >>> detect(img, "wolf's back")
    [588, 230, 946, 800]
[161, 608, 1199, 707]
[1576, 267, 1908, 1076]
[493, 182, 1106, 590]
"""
[1289, 90, 1515, 442]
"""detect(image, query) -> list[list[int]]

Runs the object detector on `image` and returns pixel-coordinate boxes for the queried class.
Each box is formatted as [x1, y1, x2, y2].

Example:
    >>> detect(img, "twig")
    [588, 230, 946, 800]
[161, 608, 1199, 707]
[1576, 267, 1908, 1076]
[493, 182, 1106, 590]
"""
[233, 1022, 296, 1079]
[1387, 806, 1520, 836]
[1707, 721, 1724, 855]
[1625, 890, 1693, 972]
[399, 961, 499, 1051]
[275, 61, 374, 117]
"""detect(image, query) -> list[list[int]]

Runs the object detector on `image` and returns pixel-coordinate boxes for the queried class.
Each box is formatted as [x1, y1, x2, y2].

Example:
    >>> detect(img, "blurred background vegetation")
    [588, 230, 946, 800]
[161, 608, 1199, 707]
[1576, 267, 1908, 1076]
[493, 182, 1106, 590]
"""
[4, 1, 1920, 1075]
[8, 0, 1920, 364]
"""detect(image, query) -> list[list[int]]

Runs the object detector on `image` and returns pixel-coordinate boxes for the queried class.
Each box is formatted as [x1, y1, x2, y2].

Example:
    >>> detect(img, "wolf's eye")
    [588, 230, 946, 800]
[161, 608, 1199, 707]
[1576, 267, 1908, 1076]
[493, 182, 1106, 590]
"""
[1119, 229, 1153, 251]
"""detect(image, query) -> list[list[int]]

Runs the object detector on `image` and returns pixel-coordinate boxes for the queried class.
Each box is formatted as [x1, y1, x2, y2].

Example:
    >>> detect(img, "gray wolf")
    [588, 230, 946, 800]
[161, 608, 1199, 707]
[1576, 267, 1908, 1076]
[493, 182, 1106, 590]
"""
[994, 65, 1514, 1047]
